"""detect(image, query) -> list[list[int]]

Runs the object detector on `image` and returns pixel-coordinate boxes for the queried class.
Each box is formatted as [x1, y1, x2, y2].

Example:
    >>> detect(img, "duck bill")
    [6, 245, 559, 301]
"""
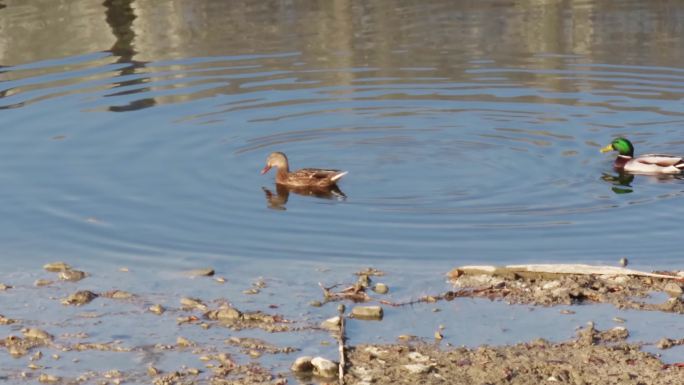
[260, 165, 272, 175]
[599, 144, 614, 153]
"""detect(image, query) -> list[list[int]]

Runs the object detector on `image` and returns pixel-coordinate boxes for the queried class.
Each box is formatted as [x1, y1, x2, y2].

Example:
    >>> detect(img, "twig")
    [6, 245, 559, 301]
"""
[337, 304, 346, 384]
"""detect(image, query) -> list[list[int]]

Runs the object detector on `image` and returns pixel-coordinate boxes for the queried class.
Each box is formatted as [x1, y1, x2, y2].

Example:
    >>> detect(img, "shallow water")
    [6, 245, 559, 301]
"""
[2, 0, 684, 379]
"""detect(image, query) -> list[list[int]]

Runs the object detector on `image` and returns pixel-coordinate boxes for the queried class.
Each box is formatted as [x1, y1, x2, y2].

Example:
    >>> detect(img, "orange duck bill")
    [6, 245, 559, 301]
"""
[260, 164, 272, 174]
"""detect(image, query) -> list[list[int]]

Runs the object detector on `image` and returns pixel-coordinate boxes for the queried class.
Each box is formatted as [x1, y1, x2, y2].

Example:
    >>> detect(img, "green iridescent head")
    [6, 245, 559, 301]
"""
[600, 137, 634, 157]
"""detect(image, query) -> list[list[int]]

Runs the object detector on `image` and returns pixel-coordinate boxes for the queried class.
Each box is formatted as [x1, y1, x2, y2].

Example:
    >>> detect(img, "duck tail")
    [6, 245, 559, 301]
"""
[331, 171, 348, 182]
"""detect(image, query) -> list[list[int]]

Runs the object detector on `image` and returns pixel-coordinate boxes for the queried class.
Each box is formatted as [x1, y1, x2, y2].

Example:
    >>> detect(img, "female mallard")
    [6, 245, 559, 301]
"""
[260, 152, 348, 188]
[600, 137, 684, 174]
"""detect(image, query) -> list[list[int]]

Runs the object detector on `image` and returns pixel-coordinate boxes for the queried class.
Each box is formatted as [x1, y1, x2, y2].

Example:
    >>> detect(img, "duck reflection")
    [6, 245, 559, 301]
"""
[262, 184, 346, 210]
[602, 171, 684, 194]
[601, 172, 635, 194]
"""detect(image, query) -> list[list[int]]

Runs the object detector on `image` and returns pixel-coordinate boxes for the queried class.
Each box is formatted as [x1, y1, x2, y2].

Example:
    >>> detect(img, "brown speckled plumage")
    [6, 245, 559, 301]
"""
[261, 152, 347, 188]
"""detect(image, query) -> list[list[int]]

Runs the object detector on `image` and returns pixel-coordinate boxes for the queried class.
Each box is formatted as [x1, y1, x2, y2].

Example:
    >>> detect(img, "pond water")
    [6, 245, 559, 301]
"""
[2, 0, 684, 274]
[2, 0, 684, 379]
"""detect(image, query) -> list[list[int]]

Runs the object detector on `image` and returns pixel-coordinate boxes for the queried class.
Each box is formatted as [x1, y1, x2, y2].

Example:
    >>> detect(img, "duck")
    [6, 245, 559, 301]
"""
[600, 137, 684, 174]
[260, 152, 348, 188]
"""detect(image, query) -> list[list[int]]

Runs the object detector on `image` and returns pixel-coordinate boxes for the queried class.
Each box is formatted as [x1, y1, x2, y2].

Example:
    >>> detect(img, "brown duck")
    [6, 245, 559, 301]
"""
[260, 152, 348, 188]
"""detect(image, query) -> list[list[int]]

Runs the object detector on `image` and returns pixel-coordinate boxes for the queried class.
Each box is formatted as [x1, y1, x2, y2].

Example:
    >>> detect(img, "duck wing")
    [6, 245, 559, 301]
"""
[636, 154, 684, 167]
[295, 168, 348, 181]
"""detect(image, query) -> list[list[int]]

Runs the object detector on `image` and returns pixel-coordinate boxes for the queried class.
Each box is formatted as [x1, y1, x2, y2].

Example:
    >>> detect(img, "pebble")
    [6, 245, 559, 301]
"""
[320, 316, 341, 332]
[147, 366, 159, 376]
[214, 276, 226, 284]
[180, 297, 207, 311]
[43, 262, 71, 272]
[408, 352, 430, 363]
[214, 307, 242, 321]
[176, 336, 194, 347]
[657, 338, 673, 349]
[351, 305, 384, 320]
[311, 356, 338, 378]
[22, 328, 53, 342]
[38, 374, 60, 383]
[309, 300, 323, 307]
[108, 290, 133, 299]
[403, 363, 432, 374]
[373, 283, 389, 294]
[147, 304, 164, 315]
[34, 279, 53, 287]
[61, 290, 98, 306]
[663, 282, 683, 297]
[186, 268, 215, 277]
[58, 270, 86, 282]
[612, 317, 626, 324]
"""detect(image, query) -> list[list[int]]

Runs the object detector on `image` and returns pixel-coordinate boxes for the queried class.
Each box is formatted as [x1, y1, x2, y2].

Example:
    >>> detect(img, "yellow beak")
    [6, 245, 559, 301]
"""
[599, 144, 614, 153]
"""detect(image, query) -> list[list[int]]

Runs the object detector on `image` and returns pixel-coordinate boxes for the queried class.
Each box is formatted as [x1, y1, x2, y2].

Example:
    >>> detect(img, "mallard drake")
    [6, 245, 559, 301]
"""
[600, 137, 684, 174]
[260, 152, 348, 188]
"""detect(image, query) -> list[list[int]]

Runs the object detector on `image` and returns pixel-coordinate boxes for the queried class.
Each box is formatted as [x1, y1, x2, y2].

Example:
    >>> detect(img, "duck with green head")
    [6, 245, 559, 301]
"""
[600, 137, 684, 174]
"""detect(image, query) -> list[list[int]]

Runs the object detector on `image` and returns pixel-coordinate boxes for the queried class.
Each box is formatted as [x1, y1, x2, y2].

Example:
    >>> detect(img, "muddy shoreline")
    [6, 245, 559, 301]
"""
[1, 263, 683, 384]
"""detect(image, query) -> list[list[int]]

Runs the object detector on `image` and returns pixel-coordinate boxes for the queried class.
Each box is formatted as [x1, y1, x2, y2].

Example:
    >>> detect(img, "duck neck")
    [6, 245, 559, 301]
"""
[275, 167, 289, 183]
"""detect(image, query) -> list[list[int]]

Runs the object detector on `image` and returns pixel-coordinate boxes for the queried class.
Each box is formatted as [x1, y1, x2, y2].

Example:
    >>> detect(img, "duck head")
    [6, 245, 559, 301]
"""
[261, 152, 289, 174]
[600, 137, 634, 157]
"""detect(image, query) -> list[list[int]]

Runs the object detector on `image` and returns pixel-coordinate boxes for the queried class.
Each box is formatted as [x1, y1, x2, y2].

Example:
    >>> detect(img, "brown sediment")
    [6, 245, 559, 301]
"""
[447, 265, 684, 313]
[343, 324, 684, 385]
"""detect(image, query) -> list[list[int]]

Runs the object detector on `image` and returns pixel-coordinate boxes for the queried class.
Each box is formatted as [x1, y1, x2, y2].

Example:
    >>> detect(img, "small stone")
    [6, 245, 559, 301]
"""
[149, 304, 165, 315]
[51, 354, 60, 360]
[351, 305, 383, 320]
[34, 279, 53, 287]
[398, 335, 417, 342]
[373, 283, 389, 294]
[337, 304, 346, 314]
[309, 300, 323, 307]
[186, 268, 215, 277]
[560, 309, 575, 315]
[663, 282, 683, 297]
[215, 277, 226, 284]
[612, 317, 626, 324]
[243, 288, 260, 295]
[214, 307, 242, 321]
[357, 274, 371, 288]
[147, 366, 159, 376]
[291, 356, 313, 372]
[619, 257, 628, 267]
[408, 352, 430, 363]
[657, 338, 674, 349]
[320, 316, 341, 332]
[403, 363, 431, 374]
[187, 367, 201, 375]
[0, 314, 17, 325]
[311, 356, 338, 378]
[0, 283, 12, 291]
[58, 270, 86, 282]
[62, 290, 98, 306]
[119, 267, 129, 272]
[107, 290, 133, 299]
[43, 262, 71, 272]
[22, 328, 53, 342]
[177, 336, 194, 347]
[38, 374, 60, 383]
[248, 350, 261, 358]
[180, 297, 207, 310]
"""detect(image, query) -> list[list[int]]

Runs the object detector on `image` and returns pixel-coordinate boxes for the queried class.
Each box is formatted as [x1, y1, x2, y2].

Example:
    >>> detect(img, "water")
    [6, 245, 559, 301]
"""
[2, 0, 684, 377]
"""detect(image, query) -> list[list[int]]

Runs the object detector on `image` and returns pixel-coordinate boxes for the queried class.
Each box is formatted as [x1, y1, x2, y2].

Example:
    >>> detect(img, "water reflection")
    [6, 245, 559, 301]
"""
[262, 184, 346, 211]
[601, 172, 635, 194]
[103, 0, 156, 112]
[602, 172, 684, 195]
